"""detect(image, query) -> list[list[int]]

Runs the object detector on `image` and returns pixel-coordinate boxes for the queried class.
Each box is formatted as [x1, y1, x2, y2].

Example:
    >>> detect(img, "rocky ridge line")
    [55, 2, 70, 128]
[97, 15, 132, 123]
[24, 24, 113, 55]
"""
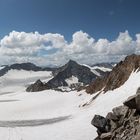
[86, 54, 140, 94]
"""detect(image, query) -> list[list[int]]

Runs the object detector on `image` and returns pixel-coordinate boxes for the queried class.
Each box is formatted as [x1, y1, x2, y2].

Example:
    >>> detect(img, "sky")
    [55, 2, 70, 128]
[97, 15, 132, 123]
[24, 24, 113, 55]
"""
[0, 0, 140, 66]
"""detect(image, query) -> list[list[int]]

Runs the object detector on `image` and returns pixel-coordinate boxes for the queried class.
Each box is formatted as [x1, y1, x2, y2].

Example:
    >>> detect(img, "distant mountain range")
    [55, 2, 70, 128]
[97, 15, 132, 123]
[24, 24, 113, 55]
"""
[0, 62, 57, 77]
[0, 60, 114, 92]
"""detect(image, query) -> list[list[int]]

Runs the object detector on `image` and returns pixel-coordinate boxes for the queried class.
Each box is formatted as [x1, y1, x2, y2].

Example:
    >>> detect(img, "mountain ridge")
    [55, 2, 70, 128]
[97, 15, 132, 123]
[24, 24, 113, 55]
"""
[86, 54, 140, 94]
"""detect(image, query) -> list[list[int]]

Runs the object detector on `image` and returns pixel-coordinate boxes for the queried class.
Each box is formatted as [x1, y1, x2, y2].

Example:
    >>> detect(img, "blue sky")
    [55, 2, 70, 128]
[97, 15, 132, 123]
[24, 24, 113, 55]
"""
[0, 0, 140, 66]
[0, 0, 140, 40]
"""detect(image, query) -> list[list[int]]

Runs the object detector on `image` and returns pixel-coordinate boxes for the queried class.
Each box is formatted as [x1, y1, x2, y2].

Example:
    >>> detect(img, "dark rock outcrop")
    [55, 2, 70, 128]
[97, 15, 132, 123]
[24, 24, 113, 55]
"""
[86, 54, 140, 94]
[47, 60, 97, 88]
[91, 115, 111, 135]
[26, 79, 48, 92]
[92, 88, 140, 140]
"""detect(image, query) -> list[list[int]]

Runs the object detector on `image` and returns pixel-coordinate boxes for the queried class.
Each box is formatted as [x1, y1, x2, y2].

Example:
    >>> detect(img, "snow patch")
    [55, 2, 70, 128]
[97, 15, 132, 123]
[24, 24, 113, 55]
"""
[65, 76, 79, 86]
[0, 66, 5, 70]
[0, 70, 139, 139]
[92, 66, 112, 72]
[82, 64, 101, 76]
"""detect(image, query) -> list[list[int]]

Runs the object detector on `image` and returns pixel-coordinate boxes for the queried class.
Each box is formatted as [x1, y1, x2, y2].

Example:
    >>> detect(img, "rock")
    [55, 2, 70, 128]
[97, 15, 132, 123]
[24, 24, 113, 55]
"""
[91, 115, 110, 134]
[135, 94, 140, 112]
[123, 92, 140, 112]
[26, 79, 47, 92]
[135, 133, 140, 140]
[100, 132, 112, 140]
[136, 87, 140, 94]
[110, 120, 118, 132]
[112, 106, 129, 118]
[106, 112, 118, 121]
[123, 95, 137, 109]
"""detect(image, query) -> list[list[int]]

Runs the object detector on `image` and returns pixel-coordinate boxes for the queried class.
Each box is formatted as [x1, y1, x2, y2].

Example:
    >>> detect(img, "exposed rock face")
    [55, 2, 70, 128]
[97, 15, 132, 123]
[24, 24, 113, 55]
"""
[26, 79, 48, 92]
[47, 60, 97, 88]
[91, 115, 111, 135]
[92, 88, 140, 140]
[86, 54, 140, 94]
[124, 87, 140, 111]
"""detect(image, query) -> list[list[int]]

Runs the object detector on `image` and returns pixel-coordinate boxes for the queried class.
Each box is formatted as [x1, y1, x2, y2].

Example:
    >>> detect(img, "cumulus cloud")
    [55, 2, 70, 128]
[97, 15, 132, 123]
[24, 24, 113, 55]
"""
[0, 30, 139, 66]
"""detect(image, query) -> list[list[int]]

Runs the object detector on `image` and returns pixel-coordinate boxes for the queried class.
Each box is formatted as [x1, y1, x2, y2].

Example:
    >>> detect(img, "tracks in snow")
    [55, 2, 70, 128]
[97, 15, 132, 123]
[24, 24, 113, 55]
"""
[0, 115, 71, 127]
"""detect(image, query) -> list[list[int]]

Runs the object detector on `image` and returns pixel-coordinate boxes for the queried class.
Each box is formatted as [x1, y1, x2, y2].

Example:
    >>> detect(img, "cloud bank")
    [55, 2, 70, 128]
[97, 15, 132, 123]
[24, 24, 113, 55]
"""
[0, 30, 140, 66]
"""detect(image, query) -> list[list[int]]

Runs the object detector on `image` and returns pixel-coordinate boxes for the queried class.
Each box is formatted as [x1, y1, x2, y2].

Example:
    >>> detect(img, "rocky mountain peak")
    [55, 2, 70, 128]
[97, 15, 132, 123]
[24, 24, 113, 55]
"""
[26, 60, 99, 92]
[86, 54, 140, 94]
[67, 59, 78, 65]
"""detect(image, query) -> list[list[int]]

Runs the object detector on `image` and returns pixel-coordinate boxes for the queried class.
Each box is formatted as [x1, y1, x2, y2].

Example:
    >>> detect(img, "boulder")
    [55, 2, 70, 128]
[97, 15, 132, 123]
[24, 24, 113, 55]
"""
[112, 106, 129, 118]
[135, 94, 140, 112]
[106, 112, 118, 121]
[123, 93, 140, 112]
[91, 115, 110, 134]
[123, 95, 137, 109]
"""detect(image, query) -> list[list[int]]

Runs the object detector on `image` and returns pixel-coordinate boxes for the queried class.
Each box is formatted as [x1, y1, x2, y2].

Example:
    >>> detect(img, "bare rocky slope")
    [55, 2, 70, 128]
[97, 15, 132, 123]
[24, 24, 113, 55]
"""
[92, 87, 140, 140]
[86, 54, 140, 94]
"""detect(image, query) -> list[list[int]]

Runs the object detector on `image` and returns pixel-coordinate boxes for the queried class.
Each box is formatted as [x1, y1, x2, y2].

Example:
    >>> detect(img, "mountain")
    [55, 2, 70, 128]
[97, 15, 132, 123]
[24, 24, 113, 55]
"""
[0, 62, 43, 77]
[86, 54, 140, 94]
[27, 60, 110, 92]
[47, 60, 98, 87]
[0, 62, 58, 77]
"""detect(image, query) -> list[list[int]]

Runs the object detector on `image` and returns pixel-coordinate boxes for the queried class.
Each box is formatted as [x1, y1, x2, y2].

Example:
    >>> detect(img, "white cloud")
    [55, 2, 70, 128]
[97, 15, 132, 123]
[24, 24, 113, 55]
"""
[0, 30, 139, 66]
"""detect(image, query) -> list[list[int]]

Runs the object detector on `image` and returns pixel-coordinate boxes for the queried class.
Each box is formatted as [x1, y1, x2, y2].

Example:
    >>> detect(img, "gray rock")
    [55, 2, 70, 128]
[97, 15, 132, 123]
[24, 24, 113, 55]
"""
[112, 106, 129, 118]
[26, 79, 47, 92]
[135, 94, 140, 112]
[106, 112, 118, 121]
[91, 115, 110, 134]
[100, 132, 112, 140]
[123, 95, 137, 109]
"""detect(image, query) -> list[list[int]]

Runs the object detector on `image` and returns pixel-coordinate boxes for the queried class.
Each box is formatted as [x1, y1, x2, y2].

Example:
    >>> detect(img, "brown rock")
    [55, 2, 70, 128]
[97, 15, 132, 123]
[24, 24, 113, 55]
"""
[123, 95, 137, 109]
[106, 112, 118, 121]
[100, 132, 112, 140]
[86, 54, 140, 94]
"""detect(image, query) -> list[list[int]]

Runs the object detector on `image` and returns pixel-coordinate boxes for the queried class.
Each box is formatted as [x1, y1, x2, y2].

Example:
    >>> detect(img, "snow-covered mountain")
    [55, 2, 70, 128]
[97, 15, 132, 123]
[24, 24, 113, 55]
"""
[0, 62, 59, 77]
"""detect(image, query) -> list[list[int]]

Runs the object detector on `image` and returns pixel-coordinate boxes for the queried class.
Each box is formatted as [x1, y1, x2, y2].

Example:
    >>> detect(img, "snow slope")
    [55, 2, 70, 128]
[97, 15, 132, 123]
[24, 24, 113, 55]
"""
[0, 69, 52, 93]
[82, 64, 112, 76]
[0, 70, 139, 140]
